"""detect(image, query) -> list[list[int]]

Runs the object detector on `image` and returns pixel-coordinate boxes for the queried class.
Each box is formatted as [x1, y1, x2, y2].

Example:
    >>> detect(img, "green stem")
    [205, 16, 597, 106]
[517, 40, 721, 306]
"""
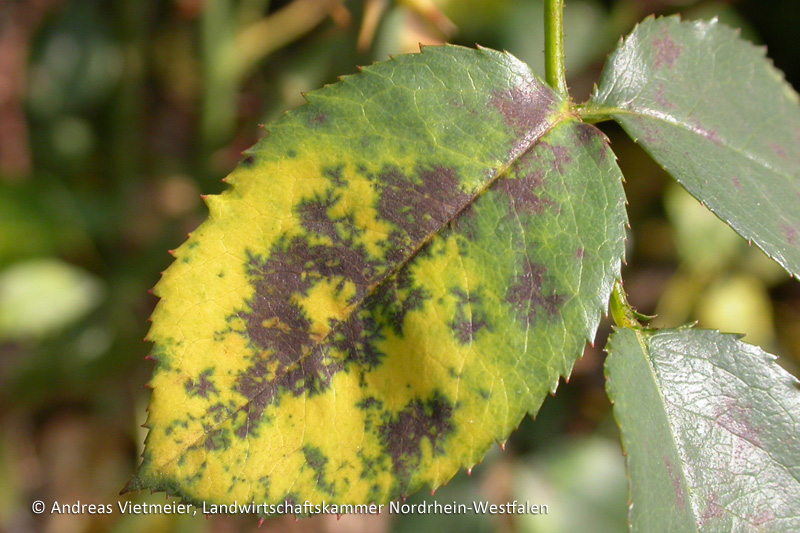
[574, 105, 614, 124]
[544, 0, 568, 97]
[610, 281, 642, 329]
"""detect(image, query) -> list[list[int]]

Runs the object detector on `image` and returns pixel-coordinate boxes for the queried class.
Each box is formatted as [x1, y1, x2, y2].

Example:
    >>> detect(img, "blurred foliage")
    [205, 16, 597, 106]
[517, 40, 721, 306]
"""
[0, 0, 798, 531]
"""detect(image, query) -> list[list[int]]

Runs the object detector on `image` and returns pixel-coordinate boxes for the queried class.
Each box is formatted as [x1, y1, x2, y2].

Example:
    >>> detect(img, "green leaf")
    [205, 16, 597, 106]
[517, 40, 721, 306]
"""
[589, 16, 800, 278]
[128, 45, 628, 511]
[606, 327, 800, 532]
[0, 259, 105, 341]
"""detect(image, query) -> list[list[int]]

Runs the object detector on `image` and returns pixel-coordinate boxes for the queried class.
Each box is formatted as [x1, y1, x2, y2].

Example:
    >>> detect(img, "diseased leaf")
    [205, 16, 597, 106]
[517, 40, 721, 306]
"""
[606, 327, 800, 532]
[128, 45, 628, 512]
[589, 16, 800, 278]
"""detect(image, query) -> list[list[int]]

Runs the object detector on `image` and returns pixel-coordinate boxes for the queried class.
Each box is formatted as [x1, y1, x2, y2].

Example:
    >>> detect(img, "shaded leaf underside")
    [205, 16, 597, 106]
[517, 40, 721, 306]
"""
[590, 16, 800, 278]
[130, 45, 627, 511]
[606, 328, 800, 532]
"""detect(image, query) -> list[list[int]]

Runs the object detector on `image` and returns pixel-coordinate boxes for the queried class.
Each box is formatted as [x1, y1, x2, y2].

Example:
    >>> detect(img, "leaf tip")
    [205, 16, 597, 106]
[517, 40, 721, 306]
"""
[121, 474, 145, 495]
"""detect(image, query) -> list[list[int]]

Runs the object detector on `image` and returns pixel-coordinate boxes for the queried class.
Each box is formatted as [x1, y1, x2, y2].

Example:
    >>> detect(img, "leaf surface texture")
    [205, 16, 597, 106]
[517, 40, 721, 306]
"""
[606, 328, 800, 532]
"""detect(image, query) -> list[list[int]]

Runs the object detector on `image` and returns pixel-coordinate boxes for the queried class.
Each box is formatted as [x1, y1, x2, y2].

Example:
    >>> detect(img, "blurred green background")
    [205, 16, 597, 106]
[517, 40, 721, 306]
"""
[1, 0, 799, 531]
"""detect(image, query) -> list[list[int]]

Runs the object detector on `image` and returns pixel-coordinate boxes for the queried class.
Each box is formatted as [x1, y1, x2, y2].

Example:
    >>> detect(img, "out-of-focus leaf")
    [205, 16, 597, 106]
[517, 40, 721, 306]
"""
[0, 180, 94, 268]
[664, 184, 742, 274]
[27, 3, 122, 117]
[696, 274, 775, 348]
[606, 327, 800, 531]
[515, 436, 627, 533]
[589, 16, 800, 278]
[128, 45, 628, 511]
[0, 259, 105, 341]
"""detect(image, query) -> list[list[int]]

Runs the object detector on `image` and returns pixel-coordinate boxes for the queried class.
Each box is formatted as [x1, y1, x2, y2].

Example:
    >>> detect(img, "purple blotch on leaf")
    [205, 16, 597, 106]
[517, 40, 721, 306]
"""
[653, 27, 683, 69]
[506, 259, 565, 323]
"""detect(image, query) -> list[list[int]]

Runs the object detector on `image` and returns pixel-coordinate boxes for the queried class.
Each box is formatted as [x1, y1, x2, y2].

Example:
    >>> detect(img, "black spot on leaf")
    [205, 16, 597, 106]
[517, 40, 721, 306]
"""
[370, 269, 430, 337]
[489, 86, 558, 145]
[204, 429, 230, 451]
[506, 259, 564, 323]
[574, 123, 607, 163]
[377, 164, 470, 244]
[496, 168, 553, 215]
[537, 140, 573, 174]
[379, 392, 455, 488]
[185, 369, 218, 398]
[322, 164, 345, 186]
[234, 344, 343, 436]
[449, 288, 489, 344]
[303, 445, 333, 493]
[297, 191, 341, 239]
[332, 310, 385, 369]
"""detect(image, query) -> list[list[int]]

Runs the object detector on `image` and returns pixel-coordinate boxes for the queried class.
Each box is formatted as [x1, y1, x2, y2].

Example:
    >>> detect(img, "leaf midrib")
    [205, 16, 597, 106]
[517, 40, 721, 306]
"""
[617, 328, 701, 533]
[592, 105, 794, 180]
[148, 106, 579, 473]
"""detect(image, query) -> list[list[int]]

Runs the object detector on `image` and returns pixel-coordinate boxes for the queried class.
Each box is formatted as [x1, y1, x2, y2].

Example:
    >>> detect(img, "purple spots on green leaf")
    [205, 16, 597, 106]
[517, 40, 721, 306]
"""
[539, 141, 573, 174]
[310, 113, 328, 126]
[781, 224, 797, 246]
[699, 494, 725, 527]
[714, 399, 762, 447]
[496, 168, 554, 215]
[664, 456, 686, 509]
[489, 86, 560, 159]
[377, 165, 470, 243]
[768, 141, 788, 160]
[751, 509, 776, 527]
[506, 260, 564, 323]
[653, 27, 682, 69]
[574, 123, 608, 164]
[731, 177, 743, 191]
[654, 86, 674, 109]
[689, 121, 722, 145]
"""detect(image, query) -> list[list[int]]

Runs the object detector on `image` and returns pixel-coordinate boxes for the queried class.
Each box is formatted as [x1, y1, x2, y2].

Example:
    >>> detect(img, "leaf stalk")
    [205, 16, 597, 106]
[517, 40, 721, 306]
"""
[544, 0, 568, 97]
